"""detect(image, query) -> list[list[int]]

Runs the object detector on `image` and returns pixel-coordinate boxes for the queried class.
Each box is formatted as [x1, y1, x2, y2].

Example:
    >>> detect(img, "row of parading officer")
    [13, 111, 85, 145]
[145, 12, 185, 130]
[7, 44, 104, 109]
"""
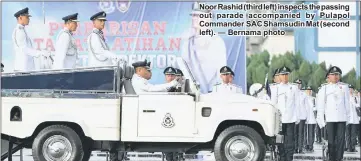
[250, 66, 360, 161]
[12, 8, 126, 72]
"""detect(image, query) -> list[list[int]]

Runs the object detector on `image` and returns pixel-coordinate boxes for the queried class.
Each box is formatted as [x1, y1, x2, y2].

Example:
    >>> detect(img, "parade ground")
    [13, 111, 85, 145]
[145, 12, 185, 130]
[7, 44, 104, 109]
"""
[2, 143, 360, 161]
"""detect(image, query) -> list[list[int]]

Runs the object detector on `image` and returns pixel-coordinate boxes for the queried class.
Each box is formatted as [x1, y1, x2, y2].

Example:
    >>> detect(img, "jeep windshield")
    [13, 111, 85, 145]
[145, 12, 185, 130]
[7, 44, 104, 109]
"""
[176, 57, 199, 91]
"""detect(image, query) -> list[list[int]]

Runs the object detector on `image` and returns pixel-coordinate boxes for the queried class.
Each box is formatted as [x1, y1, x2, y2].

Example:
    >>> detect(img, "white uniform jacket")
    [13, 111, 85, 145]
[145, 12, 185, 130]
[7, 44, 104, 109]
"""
[87, 28, 116, 67]
[271, 82, 300, 123]
[306, 96, 317, 124]
[53, 28, 78, 69]
[211, 83, 243, 94]
[298, 92, 308, 120]
[316, 82, 350, 128]
[12, 24, 41, 71]
[132, 74, 178, 93]
[349, 95, 360, 124]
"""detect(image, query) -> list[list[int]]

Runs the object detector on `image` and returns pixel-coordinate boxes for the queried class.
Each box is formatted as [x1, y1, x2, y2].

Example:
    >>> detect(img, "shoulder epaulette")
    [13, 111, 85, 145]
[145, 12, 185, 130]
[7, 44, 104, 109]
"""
[213, 83, 221, 86]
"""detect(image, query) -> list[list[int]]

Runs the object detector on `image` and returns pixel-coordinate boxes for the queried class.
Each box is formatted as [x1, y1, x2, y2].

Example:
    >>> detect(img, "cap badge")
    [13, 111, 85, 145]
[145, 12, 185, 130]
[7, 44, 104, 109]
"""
[102, 13, 106, 16]
[223, 67, 227, 72]
[168, 68, 172, 72]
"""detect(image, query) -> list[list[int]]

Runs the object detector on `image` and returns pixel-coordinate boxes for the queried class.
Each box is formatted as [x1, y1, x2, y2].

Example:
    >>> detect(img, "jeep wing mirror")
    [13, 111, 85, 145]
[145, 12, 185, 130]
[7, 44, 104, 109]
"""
[184, 79, 191, 93]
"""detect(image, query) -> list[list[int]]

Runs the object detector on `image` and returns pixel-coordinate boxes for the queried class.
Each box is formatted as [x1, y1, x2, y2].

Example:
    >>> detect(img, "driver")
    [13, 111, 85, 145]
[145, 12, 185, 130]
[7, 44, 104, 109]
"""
[131, 60, 180, 93]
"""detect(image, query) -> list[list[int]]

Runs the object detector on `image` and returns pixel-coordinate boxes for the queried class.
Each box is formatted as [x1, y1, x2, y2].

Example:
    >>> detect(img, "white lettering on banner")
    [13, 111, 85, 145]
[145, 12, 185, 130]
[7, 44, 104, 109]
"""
[77, 54, 177, 69]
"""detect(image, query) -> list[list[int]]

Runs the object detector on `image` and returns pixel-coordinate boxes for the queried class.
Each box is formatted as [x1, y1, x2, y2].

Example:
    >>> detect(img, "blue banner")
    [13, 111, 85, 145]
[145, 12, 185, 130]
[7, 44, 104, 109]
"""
[1, 1, 246, 93]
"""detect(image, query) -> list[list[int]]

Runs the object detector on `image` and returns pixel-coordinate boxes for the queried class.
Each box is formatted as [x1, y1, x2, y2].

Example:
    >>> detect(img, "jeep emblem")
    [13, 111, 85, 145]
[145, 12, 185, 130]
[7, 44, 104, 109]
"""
[162, 113, 175, 128]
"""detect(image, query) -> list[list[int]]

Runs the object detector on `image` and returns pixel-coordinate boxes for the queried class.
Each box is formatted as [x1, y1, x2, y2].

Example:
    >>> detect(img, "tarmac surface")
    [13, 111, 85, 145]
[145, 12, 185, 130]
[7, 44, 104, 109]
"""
[2, 142, 360, 161]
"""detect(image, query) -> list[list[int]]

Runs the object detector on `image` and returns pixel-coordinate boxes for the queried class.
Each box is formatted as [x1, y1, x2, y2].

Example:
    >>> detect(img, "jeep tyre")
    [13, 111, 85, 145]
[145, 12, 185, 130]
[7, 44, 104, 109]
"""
[214, 125, 266, 161]
[32, 125, 84, 161]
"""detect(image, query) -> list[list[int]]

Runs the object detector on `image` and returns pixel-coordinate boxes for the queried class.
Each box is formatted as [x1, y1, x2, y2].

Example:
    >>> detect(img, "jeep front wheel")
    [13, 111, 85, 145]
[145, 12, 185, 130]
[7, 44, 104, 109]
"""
[214, 125, 266, 161]
[32, 125, 84, 161]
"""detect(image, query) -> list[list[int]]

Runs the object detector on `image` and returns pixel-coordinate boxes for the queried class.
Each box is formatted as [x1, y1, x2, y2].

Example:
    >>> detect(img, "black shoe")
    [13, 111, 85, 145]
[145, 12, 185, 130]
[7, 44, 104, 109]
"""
[298, 150, 305, 154]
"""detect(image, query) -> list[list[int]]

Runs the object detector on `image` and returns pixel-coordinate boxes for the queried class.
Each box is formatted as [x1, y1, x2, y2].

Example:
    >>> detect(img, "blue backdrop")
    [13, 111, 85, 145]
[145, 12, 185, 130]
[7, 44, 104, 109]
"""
[1, 1, 246, 93]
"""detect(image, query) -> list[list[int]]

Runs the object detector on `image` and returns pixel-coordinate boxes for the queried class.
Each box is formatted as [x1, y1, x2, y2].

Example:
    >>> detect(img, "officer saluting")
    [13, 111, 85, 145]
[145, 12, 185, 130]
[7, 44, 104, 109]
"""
[131, 60, 179, 93]
[211, 66, 242, 93]
[12, 7, 50, 72]
[53, 13, 79, 69]
[270, 66, 299, 161]
[87, 11, 119, 67]
[316, 66, 350, 161]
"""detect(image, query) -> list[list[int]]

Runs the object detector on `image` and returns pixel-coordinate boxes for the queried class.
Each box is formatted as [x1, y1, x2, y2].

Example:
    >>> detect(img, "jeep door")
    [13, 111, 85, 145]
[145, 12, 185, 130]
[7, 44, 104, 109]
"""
[137, 93, 196, 137]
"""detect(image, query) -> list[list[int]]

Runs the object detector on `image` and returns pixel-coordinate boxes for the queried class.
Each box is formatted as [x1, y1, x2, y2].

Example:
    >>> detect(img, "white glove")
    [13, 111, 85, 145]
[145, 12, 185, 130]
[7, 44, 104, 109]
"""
[171, 78, 180, 86]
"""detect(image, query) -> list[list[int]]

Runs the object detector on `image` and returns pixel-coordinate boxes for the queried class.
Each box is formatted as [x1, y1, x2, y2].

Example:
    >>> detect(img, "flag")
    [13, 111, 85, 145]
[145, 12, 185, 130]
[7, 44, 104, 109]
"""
[265, 73, 271, 98]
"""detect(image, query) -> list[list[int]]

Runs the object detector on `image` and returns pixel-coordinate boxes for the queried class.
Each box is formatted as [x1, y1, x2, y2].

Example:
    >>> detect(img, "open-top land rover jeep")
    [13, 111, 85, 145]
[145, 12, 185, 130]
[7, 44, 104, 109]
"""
[1, 57, 281, 161]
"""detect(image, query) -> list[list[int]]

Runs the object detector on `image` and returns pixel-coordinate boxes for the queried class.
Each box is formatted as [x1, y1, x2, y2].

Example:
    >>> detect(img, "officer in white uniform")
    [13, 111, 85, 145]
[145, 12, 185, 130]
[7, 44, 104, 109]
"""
[269, 68, 280, 99]
[293, 79, 307, 153]
[53, 13, 79, 69]
[315, 90, 321, 143]
[163, 67, 178, 92]
[131, 60, 179, 93]
[181, 2, 227, 94]
[345, 84, 359, 152]
[87, 11, 119, 67]
[211, 66, 242, 93]
[175, 68, 186, 92]
[316, 66, 350, 161]
[270, 66, 299, 161]
[304, 86, 316, 152]
[12, 7, 50, 72]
